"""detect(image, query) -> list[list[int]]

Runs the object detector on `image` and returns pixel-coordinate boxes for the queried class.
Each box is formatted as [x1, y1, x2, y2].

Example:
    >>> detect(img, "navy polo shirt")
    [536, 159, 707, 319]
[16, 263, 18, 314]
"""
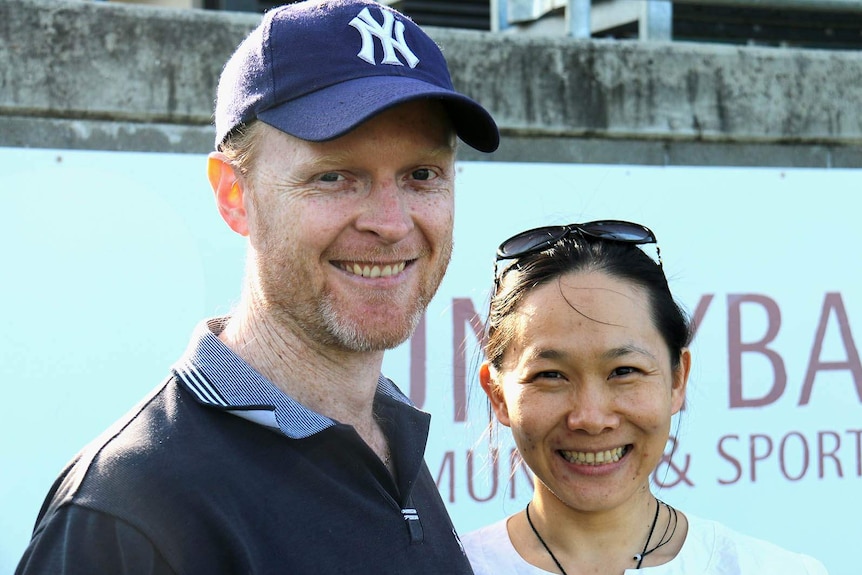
[172, 317, 414, 438]
[16, 318, 473, 574]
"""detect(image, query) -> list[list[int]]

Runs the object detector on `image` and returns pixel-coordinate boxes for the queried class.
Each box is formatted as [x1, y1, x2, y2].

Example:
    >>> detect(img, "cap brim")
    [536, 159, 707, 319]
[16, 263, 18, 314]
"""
[257, 75, 499, 153]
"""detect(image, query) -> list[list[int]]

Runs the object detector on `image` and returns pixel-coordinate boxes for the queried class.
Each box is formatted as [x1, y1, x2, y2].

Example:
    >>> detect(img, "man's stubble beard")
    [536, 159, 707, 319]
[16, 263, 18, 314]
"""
[254, 239, 453, 354]
[318, 238, 452, 352]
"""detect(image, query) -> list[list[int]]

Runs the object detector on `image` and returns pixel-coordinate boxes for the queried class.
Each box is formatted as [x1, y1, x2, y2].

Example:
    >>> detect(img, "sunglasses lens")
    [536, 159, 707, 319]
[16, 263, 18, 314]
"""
[580, 221, 654, 244]
[497, 227, 566, 259]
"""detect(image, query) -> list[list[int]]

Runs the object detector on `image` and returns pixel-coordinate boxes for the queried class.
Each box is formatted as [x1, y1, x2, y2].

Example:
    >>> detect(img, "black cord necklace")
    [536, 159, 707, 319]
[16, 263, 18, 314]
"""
[524, 498, 679, 574]
[633, 498, 678, 568]
[525, 502, 569, 575]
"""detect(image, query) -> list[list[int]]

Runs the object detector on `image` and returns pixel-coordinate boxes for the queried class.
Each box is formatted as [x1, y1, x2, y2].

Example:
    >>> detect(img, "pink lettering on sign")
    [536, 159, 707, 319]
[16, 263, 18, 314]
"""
[452, 298, 485, 422]
[779, 432, 809, 481]
[716, 429, 862, 484]
[689, 294, 714, 339]
[434, 448, 533, 504]
[800, 293, 862, 405]
[408, 314, 426, 408]
[727, 294, 786, 408]
[726, 293, 862, 408]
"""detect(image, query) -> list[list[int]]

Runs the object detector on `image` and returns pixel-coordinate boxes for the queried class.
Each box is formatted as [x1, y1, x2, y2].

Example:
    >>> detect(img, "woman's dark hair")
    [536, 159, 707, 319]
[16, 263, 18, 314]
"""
[485, 234, 692, 370]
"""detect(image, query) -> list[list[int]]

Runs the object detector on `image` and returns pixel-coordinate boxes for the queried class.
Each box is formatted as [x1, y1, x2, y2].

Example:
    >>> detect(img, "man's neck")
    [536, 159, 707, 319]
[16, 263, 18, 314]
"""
[218, 302, 386, 431]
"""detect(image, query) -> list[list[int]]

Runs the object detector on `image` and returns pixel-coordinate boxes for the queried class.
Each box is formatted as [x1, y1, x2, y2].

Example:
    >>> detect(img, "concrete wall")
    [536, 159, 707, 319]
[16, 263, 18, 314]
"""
[2, 0, 861, 166]
[108, 0, 202, 8]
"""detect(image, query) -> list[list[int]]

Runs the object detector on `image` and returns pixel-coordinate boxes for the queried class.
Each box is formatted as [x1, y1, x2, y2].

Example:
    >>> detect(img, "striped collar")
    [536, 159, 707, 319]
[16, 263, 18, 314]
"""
[171, 317, 413, 439]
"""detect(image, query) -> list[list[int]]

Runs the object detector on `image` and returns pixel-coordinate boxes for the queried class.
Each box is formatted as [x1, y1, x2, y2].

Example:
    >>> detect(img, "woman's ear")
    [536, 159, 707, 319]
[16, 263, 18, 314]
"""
[671, 348, 691, 415]
[207, 152, 249, 237]
[480, 362, 511, 427]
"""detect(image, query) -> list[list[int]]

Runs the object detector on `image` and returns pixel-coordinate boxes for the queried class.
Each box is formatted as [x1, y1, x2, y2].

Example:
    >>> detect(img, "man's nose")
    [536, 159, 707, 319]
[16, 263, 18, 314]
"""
[355, 180, 414, 242]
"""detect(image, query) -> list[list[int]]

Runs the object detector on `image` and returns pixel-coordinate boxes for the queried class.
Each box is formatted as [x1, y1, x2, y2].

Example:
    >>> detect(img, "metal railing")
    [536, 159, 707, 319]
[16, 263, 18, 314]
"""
[493, 0, 862, 39]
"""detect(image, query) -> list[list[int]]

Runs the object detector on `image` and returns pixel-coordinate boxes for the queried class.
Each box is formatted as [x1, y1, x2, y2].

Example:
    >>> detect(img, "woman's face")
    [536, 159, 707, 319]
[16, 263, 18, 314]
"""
[481, 270, 689, 514]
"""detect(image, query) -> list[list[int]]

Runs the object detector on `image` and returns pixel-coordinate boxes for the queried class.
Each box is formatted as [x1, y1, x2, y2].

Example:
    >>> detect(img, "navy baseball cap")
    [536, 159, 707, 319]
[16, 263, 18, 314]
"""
[214, 0, 499, 152]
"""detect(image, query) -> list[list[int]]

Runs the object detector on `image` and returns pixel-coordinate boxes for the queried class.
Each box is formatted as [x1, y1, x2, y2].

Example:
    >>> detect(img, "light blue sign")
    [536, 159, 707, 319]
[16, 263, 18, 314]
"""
[2, 149, 858, 574]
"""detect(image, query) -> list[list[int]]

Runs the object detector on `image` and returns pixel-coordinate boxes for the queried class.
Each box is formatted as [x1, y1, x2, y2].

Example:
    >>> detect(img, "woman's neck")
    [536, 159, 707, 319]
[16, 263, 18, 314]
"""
[510, 487, 684, 575]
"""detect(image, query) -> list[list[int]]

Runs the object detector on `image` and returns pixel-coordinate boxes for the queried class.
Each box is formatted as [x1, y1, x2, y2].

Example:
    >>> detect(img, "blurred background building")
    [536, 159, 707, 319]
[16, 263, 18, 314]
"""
[6, 0, 859, 167]
[96, 0, 862, 50]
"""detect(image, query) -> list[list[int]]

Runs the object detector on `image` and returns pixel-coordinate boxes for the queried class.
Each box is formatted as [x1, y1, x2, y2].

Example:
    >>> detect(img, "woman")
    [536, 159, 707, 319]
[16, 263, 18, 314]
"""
[462, 221, 827, 575]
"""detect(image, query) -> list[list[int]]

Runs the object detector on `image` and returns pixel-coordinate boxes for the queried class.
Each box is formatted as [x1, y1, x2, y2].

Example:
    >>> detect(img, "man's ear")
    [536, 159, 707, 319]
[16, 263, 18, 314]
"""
[480, 362, 511, 427]
[207, 152, 249, 237]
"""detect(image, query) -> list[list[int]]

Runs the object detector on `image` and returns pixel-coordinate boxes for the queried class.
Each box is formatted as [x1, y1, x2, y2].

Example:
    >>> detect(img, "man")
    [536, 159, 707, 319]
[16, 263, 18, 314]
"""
[16, 1, 498, 573]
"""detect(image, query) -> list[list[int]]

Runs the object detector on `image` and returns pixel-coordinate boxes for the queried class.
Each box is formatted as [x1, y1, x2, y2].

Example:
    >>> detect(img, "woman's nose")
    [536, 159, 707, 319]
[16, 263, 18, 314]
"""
[565, 385, 620, 435]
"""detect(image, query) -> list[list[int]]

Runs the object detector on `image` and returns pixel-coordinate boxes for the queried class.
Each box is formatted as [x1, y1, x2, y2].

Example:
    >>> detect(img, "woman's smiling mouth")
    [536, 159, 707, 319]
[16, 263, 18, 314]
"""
[559, 445, 629, 465]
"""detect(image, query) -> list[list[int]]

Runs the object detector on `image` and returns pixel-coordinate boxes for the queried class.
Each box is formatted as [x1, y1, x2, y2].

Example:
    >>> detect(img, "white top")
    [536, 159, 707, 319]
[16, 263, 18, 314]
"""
[462, 513, 828, 575]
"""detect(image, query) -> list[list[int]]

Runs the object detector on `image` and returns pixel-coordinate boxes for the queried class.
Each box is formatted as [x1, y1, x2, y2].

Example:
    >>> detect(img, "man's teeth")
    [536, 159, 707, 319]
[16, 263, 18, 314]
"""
[561, 446, 626, 465]
[343, 262, 406, 278]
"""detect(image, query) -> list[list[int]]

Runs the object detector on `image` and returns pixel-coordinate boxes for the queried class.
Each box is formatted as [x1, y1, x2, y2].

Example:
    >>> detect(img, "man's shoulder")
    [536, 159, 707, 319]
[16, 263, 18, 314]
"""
[73, 375, 273, 497]
[44, 378, 185, 508]
[45, 375, 262, 514]
[30, 376, 274, 559]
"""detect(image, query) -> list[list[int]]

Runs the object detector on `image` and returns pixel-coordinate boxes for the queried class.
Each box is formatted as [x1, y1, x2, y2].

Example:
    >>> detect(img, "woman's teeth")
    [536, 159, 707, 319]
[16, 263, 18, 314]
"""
[560, 446, 627, 465]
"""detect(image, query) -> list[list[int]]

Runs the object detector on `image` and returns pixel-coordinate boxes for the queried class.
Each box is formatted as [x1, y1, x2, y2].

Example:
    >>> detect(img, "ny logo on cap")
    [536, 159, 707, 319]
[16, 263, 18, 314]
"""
[349, 7, 420, 69]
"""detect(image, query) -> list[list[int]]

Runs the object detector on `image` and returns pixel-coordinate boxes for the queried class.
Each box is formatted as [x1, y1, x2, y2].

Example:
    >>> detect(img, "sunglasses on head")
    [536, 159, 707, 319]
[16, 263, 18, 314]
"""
[494, 219, 662, 282]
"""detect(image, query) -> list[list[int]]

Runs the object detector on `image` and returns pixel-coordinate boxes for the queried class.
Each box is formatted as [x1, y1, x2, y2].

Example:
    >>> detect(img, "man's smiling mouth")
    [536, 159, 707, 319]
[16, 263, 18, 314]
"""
[338, 261, 408, 278]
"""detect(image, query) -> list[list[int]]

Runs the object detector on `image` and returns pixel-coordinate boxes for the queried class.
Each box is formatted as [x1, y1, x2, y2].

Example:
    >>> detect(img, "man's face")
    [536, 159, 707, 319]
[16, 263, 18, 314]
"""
[242, 100, 456, 353]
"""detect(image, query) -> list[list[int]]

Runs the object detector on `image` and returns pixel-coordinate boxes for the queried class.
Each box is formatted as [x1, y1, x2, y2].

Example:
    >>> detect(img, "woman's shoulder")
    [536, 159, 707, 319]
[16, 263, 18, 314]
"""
[461, 517, 550, 575]
[461, 517, 511, 559]
[683, 513, 828, 575]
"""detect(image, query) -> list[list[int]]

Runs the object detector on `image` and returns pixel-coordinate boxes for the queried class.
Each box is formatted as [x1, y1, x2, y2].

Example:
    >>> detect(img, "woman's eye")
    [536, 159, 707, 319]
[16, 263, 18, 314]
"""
[535, 371, 564, 380]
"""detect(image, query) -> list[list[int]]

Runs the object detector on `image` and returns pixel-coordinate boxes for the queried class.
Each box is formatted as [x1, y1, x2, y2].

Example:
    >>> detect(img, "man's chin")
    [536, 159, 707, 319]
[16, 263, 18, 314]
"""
[321, 309, 421, 353]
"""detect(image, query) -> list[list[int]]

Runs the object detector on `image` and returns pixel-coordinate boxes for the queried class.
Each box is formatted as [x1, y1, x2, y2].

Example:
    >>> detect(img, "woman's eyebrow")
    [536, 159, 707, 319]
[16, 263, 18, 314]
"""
[521, 347, 566, 363]
[603, 344, 657, 361]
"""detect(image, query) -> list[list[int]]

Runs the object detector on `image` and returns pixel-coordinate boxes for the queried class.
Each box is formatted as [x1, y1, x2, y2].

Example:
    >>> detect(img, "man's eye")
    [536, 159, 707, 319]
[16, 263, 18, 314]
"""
[319, 172, 343, 182]
[411, 168, 433, 181]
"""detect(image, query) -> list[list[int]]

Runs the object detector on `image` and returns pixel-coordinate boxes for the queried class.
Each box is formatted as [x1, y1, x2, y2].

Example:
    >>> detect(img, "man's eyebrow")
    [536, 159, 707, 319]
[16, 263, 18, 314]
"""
[304, 143, 455, 170]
